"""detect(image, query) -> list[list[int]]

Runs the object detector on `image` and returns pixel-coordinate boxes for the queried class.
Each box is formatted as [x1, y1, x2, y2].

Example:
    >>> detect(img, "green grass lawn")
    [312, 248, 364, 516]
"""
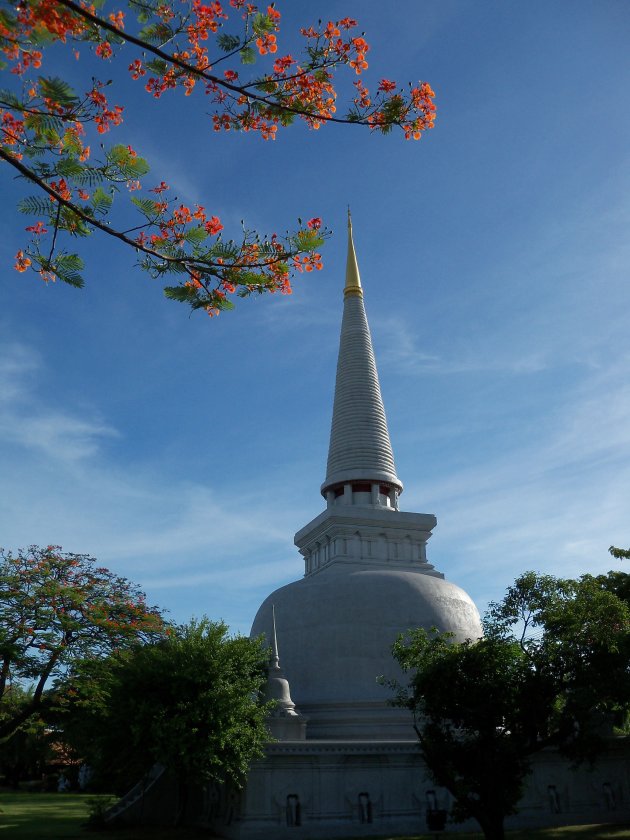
[0, 793, 89, 839]
[0, 792, 628, 839]
[0, 792, 211, 839]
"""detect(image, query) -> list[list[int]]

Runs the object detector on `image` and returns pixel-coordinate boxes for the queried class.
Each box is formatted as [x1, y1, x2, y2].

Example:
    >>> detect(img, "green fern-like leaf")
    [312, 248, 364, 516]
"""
[18, 196, 51, 216]
[0, 88, 22, 109]
[38, 77, 79, 108]
[208, 242, 239, 260]
[26, 24, 57, 46]
[56, 157, 85, 179]
[73, 167, 106, 187]
[217, 34, 241, 52]
[252, 12, 274, 35]
[59, 206, 92, 237]
[145, 58, 169, 76]
[240, 47, 256, 65]
[183, 227, 208, 245]
[123, 157, 150, 179]
[107, 145, 150, 181]
[90, 187, 113, 215]
[294, 230, 324, 252]
[53, 253, 85, 287]
[233, 270, 271, 286]
[163, 285, 199, 302]
[131, 196, 161, 218]
[0, 9, 16, 32]
[23, 145, 47, 159]
[138, 22, 173, 46]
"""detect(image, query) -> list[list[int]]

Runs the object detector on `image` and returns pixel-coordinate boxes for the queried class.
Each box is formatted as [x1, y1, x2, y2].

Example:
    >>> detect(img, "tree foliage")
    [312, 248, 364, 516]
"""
[57, 618, 271, 800]
[0, 545, 164, 740]
[390, 570, 630, 840]
[0, 0, 436, 315]
[0, 684, 53, 786]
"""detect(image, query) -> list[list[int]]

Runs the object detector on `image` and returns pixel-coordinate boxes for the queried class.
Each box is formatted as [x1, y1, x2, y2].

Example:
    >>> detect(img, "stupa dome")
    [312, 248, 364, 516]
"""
[252, 565, 481, 706]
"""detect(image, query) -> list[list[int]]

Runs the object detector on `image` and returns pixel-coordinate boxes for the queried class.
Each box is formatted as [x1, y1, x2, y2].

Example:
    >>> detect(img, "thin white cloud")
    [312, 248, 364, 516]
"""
[0, 343, 118, 463]
[142, 555, 297, 591]
[374, 315, 549, 376]
[0, 341, 40, 400]
[0, 341, 306, 615]
[0, 414, 119, 462]
[404, 358, 630, 612]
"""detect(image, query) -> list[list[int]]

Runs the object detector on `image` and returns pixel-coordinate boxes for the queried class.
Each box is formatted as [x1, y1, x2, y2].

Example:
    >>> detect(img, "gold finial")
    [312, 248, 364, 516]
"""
[344, 208, 363, 298]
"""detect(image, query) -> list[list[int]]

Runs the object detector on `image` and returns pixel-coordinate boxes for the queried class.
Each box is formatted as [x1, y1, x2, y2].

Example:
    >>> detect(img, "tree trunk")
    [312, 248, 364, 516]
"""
[174, 778, 189, 827]
[476, 811, 506, 840]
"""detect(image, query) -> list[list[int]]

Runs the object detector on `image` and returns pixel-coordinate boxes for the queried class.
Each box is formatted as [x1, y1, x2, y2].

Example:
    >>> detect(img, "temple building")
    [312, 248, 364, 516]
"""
[113, 215, 630, 836]
[205, 215, 629, 838]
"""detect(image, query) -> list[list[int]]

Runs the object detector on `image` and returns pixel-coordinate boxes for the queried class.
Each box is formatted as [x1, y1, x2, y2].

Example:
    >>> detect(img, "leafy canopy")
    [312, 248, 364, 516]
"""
[1, 0, 436, 315]
[57, 618, 272, 794]
[0, 544, 164, 740]
[390, 569, 630, 840]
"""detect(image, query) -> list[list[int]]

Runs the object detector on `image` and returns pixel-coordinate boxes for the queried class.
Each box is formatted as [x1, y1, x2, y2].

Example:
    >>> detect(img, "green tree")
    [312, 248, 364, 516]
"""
[0, 685, 53, 786]
[0, 545, 164, 740]
[390, 570, 630, 840]
[59, 618, 271, 820]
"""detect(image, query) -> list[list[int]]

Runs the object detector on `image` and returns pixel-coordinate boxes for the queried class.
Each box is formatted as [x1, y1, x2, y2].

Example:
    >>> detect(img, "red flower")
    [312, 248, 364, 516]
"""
[378, 79, 396, 93]
[204, 216, 223, 235]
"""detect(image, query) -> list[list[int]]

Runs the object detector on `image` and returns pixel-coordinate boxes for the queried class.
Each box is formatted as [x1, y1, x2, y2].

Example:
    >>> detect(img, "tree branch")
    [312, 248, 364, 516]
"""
[0, 146, 305, 276]
[54, 0, 400, 130]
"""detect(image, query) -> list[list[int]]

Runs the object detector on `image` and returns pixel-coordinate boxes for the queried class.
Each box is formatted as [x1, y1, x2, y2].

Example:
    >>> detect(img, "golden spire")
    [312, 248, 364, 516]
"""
[344, 208, 363, 298]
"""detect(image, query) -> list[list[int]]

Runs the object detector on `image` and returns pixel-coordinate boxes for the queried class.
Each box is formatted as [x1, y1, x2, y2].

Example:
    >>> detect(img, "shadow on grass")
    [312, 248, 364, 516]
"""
[0, 791, 223, 839]
[336, 826, 630, 840]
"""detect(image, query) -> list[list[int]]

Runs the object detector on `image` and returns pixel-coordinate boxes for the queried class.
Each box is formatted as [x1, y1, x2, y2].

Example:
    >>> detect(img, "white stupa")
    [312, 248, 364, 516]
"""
[251, 213, 482, 740]
[200, 215, 630, 839]
[112, 215, 630, 836]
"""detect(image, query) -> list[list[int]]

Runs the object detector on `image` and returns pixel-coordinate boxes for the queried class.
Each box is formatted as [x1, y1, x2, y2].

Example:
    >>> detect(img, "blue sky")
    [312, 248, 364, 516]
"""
[1, 1, 629, 634]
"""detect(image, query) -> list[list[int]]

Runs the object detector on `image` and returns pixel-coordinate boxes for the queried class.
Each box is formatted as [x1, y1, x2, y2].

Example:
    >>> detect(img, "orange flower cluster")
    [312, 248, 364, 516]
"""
[203, 14, 424, 139]
[108, 10, 125, 29]
[14, 250, 32, 272]
[188, 0, 226, 44]
[25, 221, 48, 235]
[1, 111, 26, 155]
[49, 178, 72, 201]
[378, 79, 396, 93]
[293, 253, 323, 273]
[2, 0, 86, 68]
[87, 83, 124, 133]
[150, 181, 170, 195]
[3, 0, 432, 313]
[349, 36, 369, 74]
[256, 32, 277, 55]
[95, 41, 113, 59]
[128, 59, 146, 80]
